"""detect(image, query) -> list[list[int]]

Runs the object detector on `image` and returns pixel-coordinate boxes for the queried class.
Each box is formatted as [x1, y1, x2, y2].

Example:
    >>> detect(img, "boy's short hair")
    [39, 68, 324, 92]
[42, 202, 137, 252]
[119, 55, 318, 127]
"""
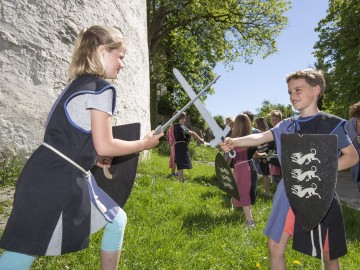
[286, 69, 326, 97]
[68, 25, 125, 80]
[349, 101, 360, 119]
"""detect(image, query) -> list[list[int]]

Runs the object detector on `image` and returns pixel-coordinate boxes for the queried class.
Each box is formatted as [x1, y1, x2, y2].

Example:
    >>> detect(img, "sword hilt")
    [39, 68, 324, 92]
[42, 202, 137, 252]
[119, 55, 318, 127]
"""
[221, 136, 236, 158]
[154, 125, 162, 135]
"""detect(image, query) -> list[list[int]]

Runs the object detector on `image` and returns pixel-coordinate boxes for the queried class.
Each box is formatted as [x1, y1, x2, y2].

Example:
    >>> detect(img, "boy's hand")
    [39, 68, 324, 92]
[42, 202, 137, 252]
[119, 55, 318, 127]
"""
[142, 130, 164, 150]
[220, 137, 234, 153]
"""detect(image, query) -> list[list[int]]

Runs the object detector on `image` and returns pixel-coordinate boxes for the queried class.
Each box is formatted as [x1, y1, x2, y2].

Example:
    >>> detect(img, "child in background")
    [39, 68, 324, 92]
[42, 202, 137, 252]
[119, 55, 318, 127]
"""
[173, 112, 204, 182]
[268, 110, 283, 184]
[230, 114, 258, 228]
[0, 25, 163, 270]
[221, 69, 358, 269]
[345, 101, 360, 191]
[254, 117, 271, 196]
[167, 112, 178, 177]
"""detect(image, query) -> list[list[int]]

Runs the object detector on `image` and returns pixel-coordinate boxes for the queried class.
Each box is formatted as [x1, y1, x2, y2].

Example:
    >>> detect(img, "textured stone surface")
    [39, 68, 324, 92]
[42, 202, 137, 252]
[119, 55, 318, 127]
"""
[0, 0, 150, 159]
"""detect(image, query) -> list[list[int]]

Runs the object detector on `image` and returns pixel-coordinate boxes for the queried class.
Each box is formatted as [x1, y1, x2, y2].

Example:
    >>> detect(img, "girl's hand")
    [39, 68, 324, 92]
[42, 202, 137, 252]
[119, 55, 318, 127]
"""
[220, 137, 234, 153]
[142, 130, 164, 150]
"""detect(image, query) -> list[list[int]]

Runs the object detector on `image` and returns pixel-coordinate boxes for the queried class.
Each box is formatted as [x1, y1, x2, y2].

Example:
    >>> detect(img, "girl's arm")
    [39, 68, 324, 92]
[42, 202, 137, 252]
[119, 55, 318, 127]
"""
[338, 143, 359, 171]
[220, 130, 274, 152]
[91, 109, 163, 157]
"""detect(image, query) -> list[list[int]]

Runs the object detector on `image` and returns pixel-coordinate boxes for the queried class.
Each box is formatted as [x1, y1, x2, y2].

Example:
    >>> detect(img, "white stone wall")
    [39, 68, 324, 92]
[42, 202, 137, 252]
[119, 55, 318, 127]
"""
[0, 0, 150, 159]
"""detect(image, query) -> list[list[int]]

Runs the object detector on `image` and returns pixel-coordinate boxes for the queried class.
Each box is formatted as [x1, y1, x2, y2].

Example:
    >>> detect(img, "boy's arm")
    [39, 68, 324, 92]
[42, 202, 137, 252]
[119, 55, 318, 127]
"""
[338, 143, 359, 171]
[220, 130, 274, 152]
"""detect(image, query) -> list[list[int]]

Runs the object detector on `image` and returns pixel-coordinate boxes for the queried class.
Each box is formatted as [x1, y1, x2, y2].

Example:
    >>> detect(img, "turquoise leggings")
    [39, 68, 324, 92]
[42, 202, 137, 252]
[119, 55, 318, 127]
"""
[0, 209, 127, 270]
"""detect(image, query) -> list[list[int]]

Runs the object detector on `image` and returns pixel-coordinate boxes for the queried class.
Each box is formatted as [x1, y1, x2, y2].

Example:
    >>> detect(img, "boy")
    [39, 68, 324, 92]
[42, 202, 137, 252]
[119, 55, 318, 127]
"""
[268, 110, 283, 184]
[221, 69, 358, 270]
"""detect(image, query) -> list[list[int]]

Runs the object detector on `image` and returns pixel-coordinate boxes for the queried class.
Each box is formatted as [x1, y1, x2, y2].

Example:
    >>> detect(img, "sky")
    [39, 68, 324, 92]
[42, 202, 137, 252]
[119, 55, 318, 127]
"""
[205, 0, 329, 119]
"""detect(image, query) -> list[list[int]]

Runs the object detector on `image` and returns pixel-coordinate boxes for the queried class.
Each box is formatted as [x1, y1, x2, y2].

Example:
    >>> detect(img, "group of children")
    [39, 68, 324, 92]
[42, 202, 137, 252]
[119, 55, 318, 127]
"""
[0, 24, 358, 270]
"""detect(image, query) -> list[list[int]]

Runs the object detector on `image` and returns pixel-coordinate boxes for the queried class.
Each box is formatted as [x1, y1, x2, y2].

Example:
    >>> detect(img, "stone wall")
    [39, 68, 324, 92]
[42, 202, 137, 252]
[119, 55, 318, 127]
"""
[0, 0, 150, 159]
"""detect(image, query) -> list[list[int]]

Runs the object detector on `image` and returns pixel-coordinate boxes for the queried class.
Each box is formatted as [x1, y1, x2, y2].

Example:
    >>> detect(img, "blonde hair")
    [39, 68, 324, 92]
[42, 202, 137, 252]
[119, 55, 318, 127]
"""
[269, 110, 282, 120]
[231, 114, 252, 138]
[225, 116, 234, 127]
[68, 25, 125, 80]
[286, 69, 326, 98]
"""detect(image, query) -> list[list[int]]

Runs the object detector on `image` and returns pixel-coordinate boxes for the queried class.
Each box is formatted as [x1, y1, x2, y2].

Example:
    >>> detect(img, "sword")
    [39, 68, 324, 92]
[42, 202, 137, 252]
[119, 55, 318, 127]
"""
[154, 73, 221, 135]
[173, 68, 235, 158]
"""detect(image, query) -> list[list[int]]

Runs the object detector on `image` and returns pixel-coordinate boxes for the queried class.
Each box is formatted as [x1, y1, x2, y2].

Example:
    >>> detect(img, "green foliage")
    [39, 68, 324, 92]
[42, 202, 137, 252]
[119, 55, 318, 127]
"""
[0, 156, 24, 188]
[213, 115, 226, 129]
[148, 0, 290, 128]
[255, 100, 297, 120]
[314, 0, 360, 118]
[187, 140, 218, 161]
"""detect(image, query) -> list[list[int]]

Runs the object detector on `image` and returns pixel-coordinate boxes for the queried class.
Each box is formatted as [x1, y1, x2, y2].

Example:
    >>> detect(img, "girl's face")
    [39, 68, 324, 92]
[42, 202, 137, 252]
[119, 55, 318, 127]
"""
[179, 117, 186, 125]
[101, 47, 126, 79]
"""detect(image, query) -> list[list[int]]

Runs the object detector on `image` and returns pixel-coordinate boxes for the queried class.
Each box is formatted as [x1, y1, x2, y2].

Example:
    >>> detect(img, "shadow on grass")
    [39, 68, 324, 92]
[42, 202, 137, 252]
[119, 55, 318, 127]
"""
[181, 211, 245, 236]
[342, 204, 360, 241]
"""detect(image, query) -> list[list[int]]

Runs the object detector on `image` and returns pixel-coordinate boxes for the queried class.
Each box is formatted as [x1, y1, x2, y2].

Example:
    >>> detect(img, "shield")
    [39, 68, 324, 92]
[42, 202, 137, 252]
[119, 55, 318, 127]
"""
[91, 123, 140, 207]
[281, 134, 338, 232]
[215, 153, 240, 200]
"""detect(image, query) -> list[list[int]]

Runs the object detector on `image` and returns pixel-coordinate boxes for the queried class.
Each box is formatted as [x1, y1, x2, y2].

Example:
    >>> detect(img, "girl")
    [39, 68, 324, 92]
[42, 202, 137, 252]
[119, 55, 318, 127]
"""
[0, 25, 163, 270]
[173, 112, 203, 182]
[254, 117, 271, 195]
[230, 114, 258, 228]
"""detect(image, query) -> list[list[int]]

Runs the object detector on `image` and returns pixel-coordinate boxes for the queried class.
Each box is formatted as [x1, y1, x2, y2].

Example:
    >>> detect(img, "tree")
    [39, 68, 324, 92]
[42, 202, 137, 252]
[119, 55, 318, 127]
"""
[147, 0, 290, 128]
[314, 0, 360, 119]
[255, 100, 296, 121]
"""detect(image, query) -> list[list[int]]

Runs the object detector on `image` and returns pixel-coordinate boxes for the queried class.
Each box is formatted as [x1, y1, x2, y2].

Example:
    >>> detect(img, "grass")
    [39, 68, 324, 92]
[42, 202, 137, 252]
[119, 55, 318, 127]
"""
[1, 142, 360, 269]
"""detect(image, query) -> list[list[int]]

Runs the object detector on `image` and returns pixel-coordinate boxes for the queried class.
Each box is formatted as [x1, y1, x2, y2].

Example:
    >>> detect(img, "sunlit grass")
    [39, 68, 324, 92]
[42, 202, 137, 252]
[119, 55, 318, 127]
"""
[1, 143, 359, 269]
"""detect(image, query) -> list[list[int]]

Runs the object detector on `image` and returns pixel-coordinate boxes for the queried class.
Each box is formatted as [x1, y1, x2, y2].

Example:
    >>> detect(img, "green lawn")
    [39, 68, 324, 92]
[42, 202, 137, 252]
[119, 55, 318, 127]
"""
[1, 142, 360, 269]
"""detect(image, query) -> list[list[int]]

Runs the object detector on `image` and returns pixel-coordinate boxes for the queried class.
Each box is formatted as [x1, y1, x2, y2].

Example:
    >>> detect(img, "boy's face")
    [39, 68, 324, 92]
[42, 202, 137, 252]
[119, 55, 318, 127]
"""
[287, 78, 320, 111]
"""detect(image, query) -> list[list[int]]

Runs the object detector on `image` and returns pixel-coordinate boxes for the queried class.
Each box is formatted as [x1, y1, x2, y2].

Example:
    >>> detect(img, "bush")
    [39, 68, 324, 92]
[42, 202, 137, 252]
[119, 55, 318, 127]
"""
[0, 156, 24, 188]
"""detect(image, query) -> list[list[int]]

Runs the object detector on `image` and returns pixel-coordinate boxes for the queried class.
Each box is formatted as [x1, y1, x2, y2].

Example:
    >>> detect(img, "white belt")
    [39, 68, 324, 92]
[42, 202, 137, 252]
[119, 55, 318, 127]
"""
[41, 142, 107, 214]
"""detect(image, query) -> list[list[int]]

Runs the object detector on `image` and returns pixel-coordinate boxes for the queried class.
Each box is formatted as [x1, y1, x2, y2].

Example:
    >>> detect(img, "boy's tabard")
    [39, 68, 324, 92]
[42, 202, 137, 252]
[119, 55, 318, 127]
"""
[281, 134, 338, 232]
[91, 123, 140, 207]
[215, 153, 240, 200]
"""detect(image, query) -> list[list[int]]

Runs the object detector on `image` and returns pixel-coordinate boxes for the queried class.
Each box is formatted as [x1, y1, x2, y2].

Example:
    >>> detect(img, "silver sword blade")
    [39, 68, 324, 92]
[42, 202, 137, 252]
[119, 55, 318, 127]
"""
[173, 68, 235, 158]
[154, 73, 221, 135]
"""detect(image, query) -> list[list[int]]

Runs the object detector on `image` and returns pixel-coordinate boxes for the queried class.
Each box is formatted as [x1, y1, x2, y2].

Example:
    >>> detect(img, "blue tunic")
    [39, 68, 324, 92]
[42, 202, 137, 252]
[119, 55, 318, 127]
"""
[263, 112, 351, 259]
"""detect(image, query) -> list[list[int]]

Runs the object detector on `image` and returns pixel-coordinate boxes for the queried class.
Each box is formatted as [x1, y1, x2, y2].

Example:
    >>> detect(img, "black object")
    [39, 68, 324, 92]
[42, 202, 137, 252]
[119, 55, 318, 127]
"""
[215, 153, 240, 200]
[281, 134, 337, 232]
[91, 123, 140, 207]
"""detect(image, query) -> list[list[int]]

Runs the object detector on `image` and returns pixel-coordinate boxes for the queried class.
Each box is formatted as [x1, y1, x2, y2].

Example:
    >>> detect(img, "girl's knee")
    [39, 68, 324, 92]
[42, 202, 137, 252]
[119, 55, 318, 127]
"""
[102, 209, 127, 251]
[106, 208, 127, 231]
